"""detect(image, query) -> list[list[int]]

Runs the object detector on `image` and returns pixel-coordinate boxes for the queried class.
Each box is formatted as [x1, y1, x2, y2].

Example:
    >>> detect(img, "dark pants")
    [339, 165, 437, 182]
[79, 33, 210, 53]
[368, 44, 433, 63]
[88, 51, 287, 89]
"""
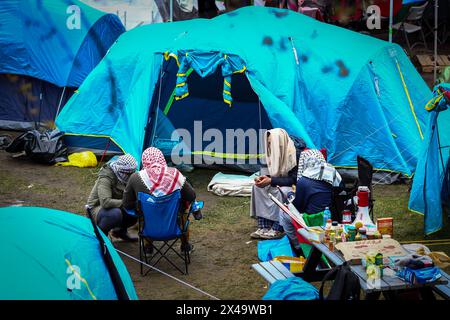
[96, 207, 137, 235]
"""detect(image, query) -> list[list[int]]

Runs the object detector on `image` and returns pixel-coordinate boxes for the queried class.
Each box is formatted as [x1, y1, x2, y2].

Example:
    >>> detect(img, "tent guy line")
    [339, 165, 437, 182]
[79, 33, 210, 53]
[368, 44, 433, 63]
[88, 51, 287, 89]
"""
[115, 248, 220, 300]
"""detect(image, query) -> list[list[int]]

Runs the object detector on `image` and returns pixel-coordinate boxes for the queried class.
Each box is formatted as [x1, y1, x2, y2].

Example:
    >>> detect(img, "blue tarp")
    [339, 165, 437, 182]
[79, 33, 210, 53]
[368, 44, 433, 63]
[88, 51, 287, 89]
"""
[262, 277, 319, 300]
[258, 236, 295, 262]
[56, 6, 432, 174]
[409, 84, 450, 234]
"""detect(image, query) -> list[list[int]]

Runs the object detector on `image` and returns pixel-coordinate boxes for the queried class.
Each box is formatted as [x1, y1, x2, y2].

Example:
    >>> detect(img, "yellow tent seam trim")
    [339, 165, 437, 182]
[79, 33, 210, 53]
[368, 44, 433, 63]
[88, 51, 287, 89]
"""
[65, 259, 97, 300]
[395, 60, 424, 140]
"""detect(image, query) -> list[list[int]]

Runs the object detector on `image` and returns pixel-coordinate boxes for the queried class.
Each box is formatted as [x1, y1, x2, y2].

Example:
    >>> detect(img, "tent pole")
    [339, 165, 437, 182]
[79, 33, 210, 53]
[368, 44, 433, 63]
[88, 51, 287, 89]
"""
[54, 86, 66, 124]
[37, 82, 43, 130]
[143, 58, 165, 167]
[150, 61, 164, 147]
[99, 138, 111, 166]
[436, 112, 446, 172]
[170, 0, 173, 22]
[389, 0, 393, 42]
[85, 206, 130, 300]
[433, 0, 438, 84]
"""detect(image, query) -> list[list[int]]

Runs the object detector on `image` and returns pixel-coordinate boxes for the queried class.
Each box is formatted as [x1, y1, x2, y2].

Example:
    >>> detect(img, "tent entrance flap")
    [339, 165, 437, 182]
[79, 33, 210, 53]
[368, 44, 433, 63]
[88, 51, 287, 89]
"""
[145, 54, 272, 167]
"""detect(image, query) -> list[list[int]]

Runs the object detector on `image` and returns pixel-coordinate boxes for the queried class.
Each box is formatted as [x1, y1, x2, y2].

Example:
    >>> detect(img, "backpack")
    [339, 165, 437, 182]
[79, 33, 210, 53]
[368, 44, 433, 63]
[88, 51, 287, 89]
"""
[319, 262, 361, 300]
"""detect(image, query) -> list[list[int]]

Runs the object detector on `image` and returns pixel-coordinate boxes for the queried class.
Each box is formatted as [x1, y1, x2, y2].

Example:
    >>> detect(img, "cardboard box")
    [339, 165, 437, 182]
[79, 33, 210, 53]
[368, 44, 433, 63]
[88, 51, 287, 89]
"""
[377, 217, 393, 238]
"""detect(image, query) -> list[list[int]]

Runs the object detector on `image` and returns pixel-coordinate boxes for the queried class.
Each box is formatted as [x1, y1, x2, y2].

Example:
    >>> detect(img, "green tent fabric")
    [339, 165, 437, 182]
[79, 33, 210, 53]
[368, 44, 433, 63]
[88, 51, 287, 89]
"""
[56, 6, 431, 175]
[0, 206, 138, 300]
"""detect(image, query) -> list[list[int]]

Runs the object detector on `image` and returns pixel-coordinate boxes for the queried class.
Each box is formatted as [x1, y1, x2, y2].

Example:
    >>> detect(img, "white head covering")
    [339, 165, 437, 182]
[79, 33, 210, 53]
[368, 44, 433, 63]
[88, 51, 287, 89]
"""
[264, 128, 297, 177]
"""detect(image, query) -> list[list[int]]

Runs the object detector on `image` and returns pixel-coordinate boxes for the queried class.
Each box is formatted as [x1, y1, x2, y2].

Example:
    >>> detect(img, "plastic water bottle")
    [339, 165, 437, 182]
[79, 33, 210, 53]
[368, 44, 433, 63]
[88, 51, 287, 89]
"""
[323, 207, 331, 227]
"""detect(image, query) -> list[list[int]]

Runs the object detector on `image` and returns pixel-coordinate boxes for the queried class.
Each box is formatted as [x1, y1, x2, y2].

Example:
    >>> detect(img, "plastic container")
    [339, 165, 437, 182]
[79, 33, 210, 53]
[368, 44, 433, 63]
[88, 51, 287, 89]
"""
[342, 210, 352, 224]
[323, 207, 331, 227]
[347, 225, 357, 241]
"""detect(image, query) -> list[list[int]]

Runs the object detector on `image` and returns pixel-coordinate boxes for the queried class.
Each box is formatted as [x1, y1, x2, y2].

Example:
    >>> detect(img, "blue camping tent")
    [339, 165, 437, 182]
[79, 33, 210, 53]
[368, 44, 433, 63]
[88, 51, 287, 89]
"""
[409, 84, 450, 235]
[0, 206, 138, 300]
[0, 0, 125, 130]
[56, 6, 432, 175]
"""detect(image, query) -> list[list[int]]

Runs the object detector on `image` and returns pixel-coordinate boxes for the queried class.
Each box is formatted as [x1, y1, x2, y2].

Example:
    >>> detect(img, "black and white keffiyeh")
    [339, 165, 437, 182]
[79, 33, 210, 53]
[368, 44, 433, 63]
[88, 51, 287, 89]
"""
[109, 154, 137, 184]
[297, 149, 326, 179]
[302, 162, 342, 187]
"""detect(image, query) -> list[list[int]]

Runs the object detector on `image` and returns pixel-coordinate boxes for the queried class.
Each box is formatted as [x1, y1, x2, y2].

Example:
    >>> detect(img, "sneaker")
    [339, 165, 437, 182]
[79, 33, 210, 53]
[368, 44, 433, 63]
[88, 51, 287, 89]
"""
[260, 229, 284, 240]
[250, 228, 269, 239]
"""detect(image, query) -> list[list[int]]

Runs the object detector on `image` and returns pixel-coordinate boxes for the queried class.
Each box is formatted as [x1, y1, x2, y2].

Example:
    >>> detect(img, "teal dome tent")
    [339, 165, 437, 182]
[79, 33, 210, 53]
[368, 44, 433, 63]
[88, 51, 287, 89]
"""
[0, 0, 125, 130]
[0, 206, 138, 300]
[56, 6, 432, 176]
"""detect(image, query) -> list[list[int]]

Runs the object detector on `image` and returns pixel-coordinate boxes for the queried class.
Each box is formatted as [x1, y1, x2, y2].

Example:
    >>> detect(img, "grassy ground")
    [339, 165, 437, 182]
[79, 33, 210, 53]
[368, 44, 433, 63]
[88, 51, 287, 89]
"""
[0, 150, 449, 299]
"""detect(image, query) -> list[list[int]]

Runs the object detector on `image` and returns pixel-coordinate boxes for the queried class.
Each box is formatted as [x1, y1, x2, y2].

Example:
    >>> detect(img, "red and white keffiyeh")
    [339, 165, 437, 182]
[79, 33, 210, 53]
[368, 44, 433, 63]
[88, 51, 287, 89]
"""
[139, 147, 186, 197]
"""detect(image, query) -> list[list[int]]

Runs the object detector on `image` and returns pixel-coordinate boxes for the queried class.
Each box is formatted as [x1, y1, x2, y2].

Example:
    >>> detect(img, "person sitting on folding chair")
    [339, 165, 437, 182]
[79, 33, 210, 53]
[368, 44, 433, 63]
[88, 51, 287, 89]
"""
[122, 147, 198, 254]
[87, 154, 138, 241]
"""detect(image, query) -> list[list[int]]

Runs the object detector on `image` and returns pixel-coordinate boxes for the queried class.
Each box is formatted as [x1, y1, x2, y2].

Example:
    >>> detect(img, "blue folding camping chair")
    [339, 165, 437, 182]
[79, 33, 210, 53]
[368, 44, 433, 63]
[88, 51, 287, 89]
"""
[136, 190, 191, 275]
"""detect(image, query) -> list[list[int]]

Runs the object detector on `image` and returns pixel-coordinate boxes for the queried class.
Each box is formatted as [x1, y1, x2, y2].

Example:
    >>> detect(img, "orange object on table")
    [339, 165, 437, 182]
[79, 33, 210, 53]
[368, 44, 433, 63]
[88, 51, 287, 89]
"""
[377, 217, 394, 238]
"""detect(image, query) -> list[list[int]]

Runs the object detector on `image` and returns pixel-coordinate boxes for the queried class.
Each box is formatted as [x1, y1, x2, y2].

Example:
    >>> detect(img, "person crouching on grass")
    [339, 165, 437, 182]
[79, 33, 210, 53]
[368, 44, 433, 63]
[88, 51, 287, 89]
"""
[122, 147, 198, 254]
[87, 154, 138, 241]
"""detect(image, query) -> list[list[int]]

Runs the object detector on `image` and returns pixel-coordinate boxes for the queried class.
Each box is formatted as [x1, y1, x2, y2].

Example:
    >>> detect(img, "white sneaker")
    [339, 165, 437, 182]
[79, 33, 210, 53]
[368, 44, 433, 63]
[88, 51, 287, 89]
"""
[250, 228, 269, 239]
[260, 229, 285, 240]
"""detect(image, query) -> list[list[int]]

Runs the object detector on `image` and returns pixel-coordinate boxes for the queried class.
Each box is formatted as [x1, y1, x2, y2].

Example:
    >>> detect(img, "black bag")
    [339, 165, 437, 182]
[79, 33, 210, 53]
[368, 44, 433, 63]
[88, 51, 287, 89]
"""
[319, 262, 361, 300]
[0, 134, 12, 150]
[5, 129, 68, 164]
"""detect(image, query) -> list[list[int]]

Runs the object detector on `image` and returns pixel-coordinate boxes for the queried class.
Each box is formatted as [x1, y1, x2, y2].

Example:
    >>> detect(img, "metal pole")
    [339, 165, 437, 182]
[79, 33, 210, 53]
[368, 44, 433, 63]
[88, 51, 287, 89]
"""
[389, 0, 393, 42]
[170, 0, 173, 22]
[434, 0, 439, 84]
[54, 86, 66, 121]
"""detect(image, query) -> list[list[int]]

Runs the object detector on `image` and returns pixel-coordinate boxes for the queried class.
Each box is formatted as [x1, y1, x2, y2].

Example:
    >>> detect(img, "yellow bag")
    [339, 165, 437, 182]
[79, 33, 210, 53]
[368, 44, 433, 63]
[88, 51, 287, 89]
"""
[273, 256, 306, 273]
[55, 151, 98, 168]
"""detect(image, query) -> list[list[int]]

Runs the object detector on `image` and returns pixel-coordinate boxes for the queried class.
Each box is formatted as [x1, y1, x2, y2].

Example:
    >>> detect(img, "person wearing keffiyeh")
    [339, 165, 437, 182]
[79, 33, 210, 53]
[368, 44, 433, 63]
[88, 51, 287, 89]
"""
[279, 151, 342, 252]
[87, 154, 138, 241]
[123, 147, 197, 254]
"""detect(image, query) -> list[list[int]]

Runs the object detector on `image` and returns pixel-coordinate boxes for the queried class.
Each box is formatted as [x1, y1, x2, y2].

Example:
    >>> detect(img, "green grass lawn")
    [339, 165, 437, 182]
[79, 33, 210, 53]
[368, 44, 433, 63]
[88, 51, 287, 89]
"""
[372, 184, 450, 244]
